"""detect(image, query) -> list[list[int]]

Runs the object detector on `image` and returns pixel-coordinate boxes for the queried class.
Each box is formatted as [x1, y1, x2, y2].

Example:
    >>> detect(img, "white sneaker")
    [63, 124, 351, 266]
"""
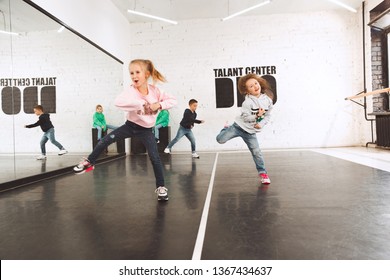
[192, 152, 200, 158]
[164, 148, 171, 154]
[155, 186, 169, 201]
[58, 149, 68, 155]
[36, 155, 47, 160]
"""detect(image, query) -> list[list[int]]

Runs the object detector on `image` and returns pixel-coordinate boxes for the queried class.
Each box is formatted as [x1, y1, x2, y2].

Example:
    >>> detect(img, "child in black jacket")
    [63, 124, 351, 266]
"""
[25, 105, 67, 160]
[164, 99, 204, 158]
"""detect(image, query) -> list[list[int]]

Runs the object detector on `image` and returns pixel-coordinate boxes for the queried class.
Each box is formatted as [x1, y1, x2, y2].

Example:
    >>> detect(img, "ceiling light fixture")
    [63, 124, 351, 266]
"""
[127, 9, 178, 25]
[57, 26, 65, 33]
[327, 0, 357, 13]
[0, 29, 19, 36]
[222, 0, 271, 21]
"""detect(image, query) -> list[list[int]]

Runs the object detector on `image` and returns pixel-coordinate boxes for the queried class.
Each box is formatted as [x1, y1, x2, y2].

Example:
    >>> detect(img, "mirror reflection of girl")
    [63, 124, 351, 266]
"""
[73, 59, 177, 201]
[25, 105, 68, 160]
[93, 104, 118, 140]
[216, 73, 274, 185]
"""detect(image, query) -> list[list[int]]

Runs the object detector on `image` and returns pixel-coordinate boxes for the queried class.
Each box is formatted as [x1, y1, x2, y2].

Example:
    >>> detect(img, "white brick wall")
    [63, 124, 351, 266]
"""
[129, 10, 368, 151]
[1, 5, 376, 154]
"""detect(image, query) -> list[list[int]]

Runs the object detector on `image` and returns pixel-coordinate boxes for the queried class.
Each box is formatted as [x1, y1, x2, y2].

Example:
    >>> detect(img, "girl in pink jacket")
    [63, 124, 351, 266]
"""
[74, 59, 177, 201]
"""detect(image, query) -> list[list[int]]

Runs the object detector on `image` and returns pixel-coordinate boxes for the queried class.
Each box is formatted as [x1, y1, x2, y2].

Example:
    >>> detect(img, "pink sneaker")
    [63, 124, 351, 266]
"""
[260, 173, 271, 184]
[223, 121, 229, 128]
[73, 158, 95, 174]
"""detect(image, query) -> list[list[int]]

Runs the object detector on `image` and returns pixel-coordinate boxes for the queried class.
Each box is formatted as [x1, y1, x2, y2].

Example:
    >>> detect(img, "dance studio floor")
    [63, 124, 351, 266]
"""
[0, 147, 390, 260]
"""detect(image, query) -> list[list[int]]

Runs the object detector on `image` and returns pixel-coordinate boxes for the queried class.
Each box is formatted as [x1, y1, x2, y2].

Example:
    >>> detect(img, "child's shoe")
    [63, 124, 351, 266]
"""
[260, 173, 271, 184]
[73, 158, 94, 174]
[164, 148, 171, 154]
[155, 186, 169, 201]
[155, 138, 160, 144]
[192, 152, 200, 158]
[58, 149, 68, 155]
[36, 155, 46, 160]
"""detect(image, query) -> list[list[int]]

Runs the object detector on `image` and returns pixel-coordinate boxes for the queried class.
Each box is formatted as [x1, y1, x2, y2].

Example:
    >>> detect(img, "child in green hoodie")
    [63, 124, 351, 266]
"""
[93, 104, 118, 140]
[153, 109, 169, 143]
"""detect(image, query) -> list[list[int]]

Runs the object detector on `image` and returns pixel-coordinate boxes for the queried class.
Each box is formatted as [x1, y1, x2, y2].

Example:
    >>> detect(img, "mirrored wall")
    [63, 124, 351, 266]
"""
[0, 0, 124, 185]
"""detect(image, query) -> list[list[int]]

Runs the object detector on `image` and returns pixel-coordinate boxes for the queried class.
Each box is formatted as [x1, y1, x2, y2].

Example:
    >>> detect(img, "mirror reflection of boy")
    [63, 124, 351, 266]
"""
[25, 105, 68, 160]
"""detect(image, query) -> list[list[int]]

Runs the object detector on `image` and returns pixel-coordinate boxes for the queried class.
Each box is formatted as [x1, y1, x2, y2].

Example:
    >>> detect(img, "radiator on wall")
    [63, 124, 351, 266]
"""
[376, 115, 390, 148]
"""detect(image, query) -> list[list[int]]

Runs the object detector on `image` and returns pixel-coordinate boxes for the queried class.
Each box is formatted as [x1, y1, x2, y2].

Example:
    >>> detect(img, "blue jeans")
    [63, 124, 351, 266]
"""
[94, 124, 118, 140]
[216, 122, 266, 174]
[167, 125, 197, 152]
[88, 121, 165, 187]
[40, 128, 64, 155]
[152, 124, 163, 140]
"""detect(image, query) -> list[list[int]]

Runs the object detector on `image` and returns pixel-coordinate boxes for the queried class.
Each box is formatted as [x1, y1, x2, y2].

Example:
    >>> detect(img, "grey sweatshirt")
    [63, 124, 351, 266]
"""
[235, 93, 273, 134]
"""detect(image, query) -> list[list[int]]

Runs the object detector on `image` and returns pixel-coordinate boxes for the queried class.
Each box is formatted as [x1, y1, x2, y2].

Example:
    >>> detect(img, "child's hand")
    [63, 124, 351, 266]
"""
[200, 120, 205, 124]
[254, 123, 261, 129]
[257, 108, 266, 117]
[149, 102, 161, 112]
[143, 103, 155, 115]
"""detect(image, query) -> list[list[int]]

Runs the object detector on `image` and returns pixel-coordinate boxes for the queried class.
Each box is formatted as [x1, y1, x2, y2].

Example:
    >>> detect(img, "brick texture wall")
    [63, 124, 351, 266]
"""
[129, 10, 369, 150]
[371, 29, 389, 112]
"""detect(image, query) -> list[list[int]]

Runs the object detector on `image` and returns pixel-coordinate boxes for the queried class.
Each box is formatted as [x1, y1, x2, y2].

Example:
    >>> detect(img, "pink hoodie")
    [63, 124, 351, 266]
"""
[114, 84, 177, 128]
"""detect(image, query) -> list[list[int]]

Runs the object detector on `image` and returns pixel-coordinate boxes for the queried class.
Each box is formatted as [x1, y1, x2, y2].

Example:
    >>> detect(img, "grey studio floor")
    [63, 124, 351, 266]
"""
[0, 147, 390, 260]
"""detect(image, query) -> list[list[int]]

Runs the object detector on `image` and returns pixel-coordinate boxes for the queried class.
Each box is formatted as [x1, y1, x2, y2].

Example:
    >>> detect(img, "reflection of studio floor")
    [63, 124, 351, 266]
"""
[0, 153, 124, 190]
[0, 154, 83, 183]
[0, 147, 390, 260]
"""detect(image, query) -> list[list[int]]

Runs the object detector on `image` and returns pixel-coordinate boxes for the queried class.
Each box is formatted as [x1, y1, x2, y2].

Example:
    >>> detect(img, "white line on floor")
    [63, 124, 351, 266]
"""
[192, 152, 219, 260]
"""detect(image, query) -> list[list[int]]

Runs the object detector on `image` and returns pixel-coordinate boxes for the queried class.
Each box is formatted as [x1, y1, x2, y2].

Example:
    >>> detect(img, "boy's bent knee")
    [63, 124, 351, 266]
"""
[216, 136, 225, 144]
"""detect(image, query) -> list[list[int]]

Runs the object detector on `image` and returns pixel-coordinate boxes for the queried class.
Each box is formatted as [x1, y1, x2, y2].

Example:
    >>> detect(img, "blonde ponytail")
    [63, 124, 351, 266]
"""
[144, 60, 166, 83]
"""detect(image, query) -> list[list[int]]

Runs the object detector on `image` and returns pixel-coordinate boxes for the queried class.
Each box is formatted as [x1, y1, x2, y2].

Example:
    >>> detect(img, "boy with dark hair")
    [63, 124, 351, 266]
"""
[164, 99, 204, 158]
[25, 105, 68, 160]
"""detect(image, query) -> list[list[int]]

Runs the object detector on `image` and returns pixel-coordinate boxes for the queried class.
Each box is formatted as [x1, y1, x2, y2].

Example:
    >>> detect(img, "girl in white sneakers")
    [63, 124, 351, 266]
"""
[74, 59, 177, 201]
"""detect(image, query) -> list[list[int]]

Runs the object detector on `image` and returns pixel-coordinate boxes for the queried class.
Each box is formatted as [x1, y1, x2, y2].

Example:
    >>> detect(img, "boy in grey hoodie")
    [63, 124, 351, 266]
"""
[216, 73, 274, 184]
